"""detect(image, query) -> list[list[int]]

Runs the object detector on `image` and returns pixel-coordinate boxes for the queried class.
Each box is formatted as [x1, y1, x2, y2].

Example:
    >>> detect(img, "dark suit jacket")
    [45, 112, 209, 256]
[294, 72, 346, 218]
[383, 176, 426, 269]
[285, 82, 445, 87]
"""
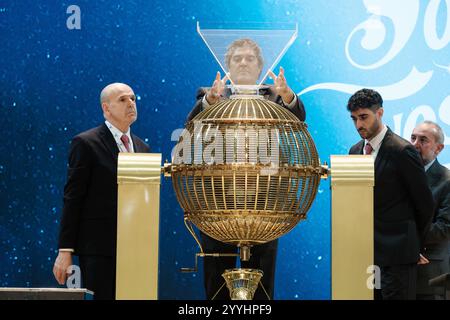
[186, 86, 306, 122]
[417, 160, 450, 294]
[58, 123, 150, 257]
[349, 128, 434, 266]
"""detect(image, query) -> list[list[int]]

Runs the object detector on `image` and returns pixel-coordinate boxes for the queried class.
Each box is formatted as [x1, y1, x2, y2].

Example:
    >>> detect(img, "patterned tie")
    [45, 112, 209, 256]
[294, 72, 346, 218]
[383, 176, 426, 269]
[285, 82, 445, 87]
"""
[120, 134, 131, 152]
[364, 142, 373, 155]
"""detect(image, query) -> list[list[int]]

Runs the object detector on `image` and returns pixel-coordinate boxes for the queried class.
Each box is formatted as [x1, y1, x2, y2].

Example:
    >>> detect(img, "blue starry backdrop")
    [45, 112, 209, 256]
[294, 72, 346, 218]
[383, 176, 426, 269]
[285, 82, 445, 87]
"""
[0, 0, 449, 299]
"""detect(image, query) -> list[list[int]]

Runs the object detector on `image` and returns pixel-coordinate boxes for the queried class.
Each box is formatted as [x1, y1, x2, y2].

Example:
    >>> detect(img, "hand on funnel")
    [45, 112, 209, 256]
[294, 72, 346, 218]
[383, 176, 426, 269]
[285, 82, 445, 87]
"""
[206, 71, 229, 105]
[268, 66, 295, 104]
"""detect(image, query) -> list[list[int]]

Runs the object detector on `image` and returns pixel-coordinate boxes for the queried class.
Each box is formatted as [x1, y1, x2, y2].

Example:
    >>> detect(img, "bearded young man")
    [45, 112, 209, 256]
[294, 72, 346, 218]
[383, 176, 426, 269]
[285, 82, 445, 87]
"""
[347, 88, 434, 300]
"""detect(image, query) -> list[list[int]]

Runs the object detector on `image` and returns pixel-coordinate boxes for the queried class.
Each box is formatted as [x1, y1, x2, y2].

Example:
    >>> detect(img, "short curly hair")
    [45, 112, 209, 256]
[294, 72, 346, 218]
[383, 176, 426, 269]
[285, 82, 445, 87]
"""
[347, 88, 383, 112]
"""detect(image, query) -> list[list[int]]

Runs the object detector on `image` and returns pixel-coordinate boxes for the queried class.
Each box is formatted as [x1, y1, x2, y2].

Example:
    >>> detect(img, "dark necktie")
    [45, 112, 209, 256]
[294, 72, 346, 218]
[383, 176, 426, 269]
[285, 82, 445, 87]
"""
[120, 134, 131, 152]
[364, 142, 373, 155]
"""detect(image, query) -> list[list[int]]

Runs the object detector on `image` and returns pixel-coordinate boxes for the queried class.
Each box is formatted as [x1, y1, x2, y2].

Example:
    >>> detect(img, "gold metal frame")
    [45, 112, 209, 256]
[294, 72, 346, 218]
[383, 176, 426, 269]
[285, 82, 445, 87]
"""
[170, 98, 326, 252]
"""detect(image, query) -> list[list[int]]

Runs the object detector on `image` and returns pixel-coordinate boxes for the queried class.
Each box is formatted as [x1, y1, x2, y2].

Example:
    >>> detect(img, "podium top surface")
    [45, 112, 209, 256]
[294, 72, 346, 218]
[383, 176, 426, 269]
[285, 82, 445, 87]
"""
[0, 287, 88, 292]
[0, 288, 93, 300]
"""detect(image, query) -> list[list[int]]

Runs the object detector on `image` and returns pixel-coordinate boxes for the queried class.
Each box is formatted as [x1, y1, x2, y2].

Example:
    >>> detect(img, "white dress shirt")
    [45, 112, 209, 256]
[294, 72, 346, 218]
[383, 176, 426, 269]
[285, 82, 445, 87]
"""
[105, 120, 134, 153]
[364, 125, 388, 158]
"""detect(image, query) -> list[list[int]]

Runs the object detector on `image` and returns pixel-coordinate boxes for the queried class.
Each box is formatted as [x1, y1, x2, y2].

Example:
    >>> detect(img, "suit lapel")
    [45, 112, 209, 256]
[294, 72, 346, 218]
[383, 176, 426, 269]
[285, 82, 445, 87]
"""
[98, 123, 120, 160]
[357, 140, 364, 154]
[131, 134, 141, 153]
[99, 124, 147, 157]
[426, 159, 442, 188]
[350, 140, 364, 154]
[373, 128, 392, 179]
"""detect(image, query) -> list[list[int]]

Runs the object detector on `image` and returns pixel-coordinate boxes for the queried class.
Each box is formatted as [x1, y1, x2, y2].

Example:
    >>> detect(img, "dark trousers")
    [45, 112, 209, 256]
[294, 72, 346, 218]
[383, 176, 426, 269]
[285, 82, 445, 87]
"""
[375, 264, 417, 300]
[416, 258, 448, 300]
[200, 231, 278, 300]
[416, 293, 445, 300]
[79, 255, 116, 300]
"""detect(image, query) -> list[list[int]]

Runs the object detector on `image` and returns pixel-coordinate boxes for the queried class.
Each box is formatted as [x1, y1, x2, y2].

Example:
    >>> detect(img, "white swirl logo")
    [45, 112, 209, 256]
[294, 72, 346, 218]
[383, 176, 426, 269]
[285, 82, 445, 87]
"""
[345, 0, 419, 70]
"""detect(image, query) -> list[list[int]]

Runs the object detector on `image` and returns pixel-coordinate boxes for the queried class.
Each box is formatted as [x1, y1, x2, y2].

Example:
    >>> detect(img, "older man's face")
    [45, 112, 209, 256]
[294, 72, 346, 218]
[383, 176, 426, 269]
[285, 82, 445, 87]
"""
[228, 46, 261, 85]
[103, 84, 137, 129]
[411, 123, 444, 165]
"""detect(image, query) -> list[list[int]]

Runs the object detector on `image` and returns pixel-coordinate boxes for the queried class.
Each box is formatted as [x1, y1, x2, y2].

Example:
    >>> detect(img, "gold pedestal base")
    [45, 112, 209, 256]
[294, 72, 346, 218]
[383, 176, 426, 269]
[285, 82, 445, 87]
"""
[222, 268, 263, 300]
[116, 153, 162, 300]
[330, 155, 374, 300]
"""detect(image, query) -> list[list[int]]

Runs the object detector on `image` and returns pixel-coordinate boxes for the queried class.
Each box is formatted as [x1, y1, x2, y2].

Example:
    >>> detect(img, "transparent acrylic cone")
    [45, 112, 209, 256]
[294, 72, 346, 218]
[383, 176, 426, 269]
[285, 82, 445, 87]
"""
[197, 21, 298, 88]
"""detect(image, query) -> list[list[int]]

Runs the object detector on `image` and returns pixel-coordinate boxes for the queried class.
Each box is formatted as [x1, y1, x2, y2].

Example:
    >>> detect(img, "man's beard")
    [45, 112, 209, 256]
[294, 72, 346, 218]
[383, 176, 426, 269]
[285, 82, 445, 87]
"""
[358, 123, 380, 140]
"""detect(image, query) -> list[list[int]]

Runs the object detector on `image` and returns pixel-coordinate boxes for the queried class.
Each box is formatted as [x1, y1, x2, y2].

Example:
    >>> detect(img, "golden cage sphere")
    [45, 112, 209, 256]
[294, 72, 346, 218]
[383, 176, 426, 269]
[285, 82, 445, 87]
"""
[170, 95, 324, 247]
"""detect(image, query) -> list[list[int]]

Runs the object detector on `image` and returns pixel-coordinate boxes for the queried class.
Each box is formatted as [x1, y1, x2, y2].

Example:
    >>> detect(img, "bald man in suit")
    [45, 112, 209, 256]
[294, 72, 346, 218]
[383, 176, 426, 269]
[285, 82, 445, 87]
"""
[53, 83, 150, 300]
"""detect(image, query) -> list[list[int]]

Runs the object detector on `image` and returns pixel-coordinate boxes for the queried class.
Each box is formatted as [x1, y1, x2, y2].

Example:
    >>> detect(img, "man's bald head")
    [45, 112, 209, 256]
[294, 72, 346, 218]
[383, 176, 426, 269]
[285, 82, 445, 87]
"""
[99, 83, 137, 132]
[100, 83, 133, 105]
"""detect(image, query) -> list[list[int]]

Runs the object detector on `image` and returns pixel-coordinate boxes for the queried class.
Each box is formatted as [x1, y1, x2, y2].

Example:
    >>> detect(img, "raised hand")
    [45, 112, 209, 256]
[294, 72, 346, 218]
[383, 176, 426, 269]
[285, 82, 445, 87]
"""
[268, 66, 295, 104]
[206, 71, 229, 105]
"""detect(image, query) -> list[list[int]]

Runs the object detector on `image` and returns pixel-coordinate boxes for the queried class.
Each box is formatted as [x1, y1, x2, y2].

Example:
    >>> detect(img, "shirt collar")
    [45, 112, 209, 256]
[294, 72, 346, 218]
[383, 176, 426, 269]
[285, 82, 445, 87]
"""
[424, 158, 436, 172]
[105, 120, 133, 153]
[365, 124, 388, 153]
[105, 120, 130, 137]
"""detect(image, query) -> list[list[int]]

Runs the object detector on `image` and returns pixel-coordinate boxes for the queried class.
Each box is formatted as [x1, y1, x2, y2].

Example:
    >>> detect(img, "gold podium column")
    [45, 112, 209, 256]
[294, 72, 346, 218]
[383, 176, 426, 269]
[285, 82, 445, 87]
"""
[116, 153, 162, 300]
[330, 155, 374, 300]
